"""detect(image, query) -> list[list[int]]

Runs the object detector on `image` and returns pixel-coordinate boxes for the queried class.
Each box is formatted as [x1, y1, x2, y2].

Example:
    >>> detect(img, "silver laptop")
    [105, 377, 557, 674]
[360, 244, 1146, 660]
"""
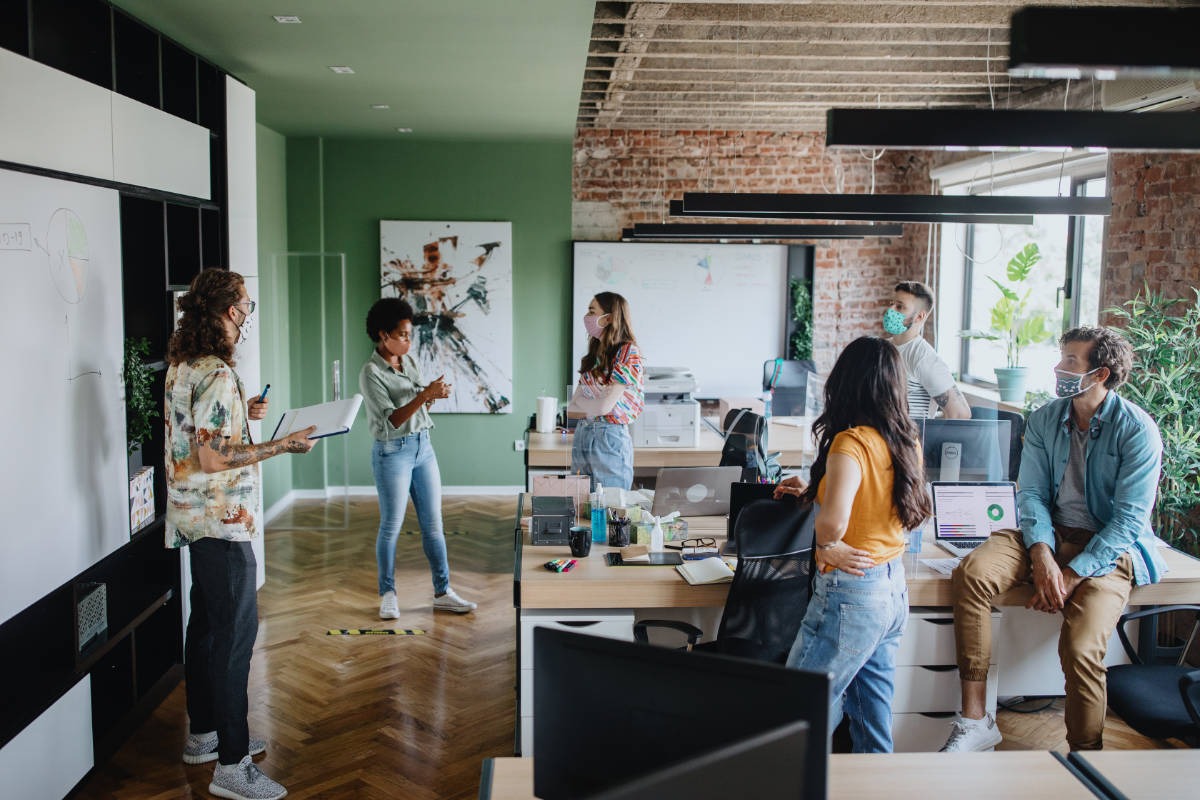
[651, 466, 743, 518]
[931, 481, 1018, 557]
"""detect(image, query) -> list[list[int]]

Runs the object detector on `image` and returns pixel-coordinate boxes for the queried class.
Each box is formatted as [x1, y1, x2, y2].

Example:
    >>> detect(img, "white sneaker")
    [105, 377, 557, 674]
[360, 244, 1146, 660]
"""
[433, 587, 477, 614]
[209, 755, 287, 800]
[939, 713, 1003, 752]
[379, 591, 400, 620]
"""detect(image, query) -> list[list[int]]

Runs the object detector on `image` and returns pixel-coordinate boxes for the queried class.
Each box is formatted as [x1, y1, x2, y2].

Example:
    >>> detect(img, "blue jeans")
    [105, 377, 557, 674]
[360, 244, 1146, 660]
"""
[571, 420, 633, 490]
[372, 431, 449, 596]
[786, 558, 908, 753]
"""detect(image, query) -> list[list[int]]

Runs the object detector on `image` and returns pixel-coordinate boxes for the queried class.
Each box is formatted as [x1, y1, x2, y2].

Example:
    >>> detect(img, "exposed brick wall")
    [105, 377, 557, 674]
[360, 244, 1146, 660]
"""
[1103, 152, 1200, 315]
[572, 129, 933, 369]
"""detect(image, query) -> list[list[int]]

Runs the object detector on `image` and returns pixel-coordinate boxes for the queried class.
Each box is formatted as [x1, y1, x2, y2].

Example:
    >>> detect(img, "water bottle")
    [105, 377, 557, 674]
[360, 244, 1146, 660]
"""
[590, 484, 607, 544]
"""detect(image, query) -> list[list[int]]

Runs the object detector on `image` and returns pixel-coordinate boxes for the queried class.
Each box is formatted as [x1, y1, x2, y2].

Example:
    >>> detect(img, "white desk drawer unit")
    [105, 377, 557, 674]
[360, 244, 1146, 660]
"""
[891, 608, 1001, 752]
[518, 610, 634, 754]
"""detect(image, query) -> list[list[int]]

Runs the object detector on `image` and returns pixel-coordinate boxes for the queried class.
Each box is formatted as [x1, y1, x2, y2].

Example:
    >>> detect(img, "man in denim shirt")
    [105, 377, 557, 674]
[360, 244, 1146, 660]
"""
[942, 327, 1165, 752]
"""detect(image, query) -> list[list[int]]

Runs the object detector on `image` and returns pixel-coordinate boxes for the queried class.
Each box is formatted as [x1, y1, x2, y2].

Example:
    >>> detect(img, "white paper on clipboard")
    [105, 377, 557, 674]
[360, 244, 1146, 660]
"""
[271, 394, 364, 440]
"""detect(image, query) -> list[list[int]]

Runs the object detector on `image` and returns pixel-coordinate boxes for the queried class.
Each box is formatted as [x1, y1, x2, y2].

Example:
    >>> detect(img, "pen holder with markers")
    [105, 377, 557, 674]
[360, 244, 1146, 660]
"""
[607, 514, 631, 548]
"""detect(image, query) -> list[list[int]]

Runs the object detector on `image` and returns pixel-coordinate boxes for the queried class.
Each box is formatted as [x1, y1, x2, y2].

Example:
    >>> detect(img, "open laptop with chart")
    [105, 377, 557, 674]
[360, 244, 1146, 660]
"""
[931, 481, 1018, 557]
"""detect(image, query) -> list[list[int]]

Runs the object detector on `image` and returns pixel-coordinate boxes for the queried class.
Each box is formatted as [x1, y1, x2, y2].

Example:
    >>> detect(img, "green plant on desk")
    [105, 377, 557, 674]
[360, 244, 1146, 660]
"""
[1107, 286, 1200, 557]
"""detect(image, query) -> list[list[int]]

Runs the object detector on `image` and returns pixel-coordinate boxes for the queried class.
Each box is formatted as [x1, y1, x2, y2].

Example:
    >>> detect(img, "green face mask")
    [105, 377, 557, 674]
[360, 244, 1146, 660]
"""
[883, 307, 911, 336]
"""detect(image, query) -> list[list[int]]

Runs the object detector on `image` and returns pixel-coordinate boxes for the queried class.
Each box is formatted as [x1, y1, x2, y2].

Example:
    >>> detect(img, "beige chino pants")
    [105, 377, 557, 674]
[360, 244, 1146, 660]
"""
[951, 528, 1134, 750]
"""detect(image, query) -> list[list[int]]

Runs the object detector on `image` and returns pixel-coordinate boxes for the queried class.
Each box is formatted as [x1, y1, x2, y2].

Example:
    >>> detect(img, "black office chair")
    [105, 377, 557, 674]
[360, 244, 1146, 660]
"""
[633, 496, 816, 664]
[1106, 604, 1200, 747]
[763, 358, 817, 416]
[720, 409, 781, 483]
[970, 406, 1025, 482]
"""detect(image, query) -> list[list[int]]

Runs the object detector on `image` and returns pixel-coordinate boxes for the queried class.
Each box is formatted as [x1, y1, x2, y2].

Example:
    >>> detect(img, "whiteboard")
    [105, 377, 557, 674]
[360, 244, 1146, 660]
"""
[0, 168, 128, 625]
[572, 242, 787, 398]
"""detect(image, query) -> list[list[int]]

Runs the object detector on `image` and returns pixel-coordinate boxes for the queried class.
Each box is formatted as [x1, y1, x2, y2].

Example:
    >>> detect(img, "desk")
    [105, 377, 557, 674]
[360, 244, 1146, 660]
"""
[524, 419, 813, 476]
[516, 522, 1200, 611]
[1071, 750, 1200, 800]
[479, 752, 1100, 800]
[513, 498, 1200, 753]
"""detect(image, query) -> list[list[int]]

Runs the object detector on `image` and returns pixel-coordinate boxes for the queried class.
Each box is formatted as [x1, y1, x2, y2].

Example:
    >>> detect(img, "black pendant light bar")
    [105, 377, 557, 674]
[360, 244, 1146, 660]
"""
[1009, 6, 1200, 80]
[670, 199, 1039, 226]
[825, 109, 1200, 152]
[622, 222, 904, 241]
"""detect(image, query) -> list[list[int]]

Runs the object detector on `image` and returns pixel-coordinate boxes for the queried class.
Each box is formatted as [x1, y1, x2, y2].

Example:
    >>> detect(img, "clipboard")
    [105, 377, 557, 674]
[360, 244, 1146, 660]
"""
[271, 394, 364, 440]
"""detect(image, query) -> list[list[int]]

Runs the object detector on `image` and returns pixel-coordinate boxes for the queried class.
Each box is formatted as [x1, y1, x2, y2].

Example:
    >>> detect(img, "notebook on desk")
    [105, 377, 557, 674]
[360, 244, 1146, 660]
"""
[931, 481, 1018, 557]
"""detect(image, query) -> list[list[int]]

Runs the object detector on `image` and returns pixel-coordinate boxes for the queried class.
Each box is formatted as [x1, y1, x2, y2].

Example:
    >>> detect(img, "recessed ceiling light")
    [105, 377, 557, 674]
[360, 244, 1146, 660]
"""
[370, 104, 391, 110]
[328, 66, 355, 74]
[273, 15, 301, 24]
[396, 127, 413, 134]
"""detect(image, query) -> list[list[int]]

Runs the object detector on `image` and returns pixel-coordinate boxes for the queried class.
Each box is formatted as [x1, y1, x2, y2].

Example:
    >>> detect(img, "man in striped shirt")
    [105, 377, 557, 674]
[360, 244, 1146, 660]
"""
[884, 281, 971, 420]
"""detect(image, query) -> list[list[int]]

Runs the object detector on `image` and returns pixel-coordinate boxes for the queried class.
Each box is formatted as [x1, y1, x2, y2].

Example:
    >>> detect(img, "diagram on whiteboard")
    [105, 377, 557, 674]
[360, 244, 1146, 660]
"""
[37, 208, 90, 304]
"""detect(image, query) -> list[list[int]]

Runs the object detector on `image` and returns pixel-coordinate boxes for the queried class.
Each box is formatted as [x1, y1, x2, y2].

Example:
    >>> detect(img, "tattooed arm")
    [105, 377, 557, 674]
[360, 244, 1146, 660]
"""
[197, 426, 317, 474]
[933, 386, 972, 419]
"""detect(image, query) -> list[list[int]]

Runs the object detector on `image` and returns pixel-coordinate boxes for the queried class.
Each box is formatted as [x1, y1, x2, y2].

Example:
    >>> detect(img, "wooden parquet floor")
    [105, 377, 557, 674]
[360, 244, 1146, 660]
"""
[68, 494, 1176, 799]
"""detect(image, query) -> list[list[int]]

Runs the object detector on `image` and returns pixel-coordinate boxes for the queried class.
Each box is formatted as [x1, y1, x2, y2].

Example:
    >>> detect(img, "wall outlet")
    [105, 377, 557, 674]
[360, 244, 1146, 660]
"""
[513, 439, 526, 451]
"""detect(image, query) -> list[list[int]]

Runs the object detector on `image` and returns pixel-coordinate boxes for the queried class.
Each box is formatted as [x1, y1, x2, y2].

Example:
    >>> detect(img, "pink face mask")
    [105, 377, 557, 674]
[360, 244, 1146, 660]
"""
[583, 313, 608, 339]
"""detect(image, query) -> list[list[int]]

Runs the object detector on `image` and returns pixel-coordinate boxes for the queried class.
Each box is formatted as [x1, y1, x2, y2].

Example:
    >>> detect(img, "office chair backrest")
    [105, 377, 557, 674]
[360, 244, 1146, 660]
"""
[763, 359, 817, 416]
[970, 406, 1025, 482]
[714, 497, 816, 664]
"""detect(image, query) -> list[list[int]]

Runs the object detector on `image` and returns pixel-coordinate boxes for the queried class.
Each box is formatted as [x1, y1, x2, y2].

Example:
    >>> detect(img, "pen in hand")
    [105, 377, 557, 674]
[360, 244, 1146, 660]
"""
[249, 383, 270, 421]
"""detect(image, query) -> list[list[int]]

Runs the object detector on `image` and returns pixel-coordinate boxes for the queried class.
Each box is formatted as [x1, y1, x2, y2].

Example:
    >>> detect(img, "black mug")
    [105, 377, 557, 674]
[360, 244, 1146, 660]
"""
[568, 526, 592, 557]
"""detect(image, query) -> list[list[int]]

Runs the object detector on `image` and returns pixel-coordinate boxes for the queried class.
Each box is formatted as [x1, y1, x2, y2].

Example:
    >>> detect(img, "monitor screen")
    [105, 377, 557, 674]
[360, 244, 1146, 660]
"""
[533, 628, 830, 800]
[919, 418, 1010, 483]
[585, 720, 810, 800]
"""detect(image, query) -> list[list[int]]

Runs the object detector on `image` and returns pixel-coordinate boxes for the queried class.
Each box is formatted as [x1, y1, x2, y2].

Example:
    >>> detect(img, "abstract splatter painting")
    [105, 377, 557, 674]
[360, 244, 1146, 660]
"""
[380, 221, 512, 414]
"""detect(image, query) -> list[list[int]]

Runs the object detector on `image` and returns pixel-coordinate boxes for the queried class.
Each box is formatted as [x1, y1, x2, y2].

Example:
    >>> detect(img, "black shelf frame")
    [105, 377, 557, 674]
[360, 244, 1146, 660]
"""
[1, 0, 236, 771]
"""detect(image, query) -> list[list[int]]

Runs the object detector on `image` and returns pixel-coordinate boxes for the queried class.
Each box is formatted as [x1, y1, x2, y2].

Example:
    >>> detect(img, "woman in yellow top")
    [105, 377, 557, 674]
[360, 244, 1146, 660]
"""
[776, 336, 931, 753]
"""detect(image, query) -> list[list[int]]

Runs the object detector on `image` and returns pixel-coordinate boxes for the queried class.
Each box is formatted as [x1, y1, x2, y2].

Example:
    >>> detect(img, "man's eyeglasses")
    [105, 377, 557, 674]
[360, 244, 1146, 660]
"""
[235, 300, 256, 315]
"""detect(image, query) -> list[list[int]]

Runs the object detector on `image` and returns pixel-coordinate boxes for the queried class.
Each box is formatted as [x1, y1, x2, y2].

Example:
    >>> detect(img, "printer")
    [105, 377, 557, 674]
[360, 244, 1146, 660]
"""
[631, 366, 701, 448]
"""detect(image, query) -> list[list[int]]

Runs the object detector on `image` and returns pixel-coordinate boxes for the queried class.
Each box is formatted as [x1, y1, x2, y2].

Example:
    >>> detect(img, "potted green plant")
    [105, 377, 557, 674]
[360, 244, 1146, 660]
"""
[123, 337, 159, 467]
[1107, 287, 1200, 557]
[961, 242, 1056, 402]
[788, 278, 813, 361]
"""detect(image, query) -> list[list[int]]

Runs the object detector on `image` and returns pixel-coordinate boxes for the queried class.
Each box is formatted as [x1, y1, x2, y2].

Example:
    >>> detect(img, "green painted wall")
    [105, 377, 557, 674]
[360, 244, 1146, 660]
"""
[285, 137, 574, 487]
[255, 124, 292, 510]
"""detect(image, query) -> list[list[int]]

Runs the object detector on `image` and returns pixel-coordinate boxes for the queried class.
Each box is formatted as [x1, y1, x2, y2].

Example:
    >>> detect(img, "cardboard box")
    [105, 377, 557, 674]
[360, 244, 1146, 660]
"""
[129, 466, 154, 533]
[717, 397, 765, 429]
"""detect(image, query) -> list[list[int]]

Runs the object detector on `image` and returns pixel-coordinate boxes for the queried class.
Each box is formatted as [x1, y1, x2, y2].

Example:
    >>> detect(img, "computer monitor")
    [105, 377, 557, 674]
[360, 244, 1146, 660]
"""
[533, 628, 830, 800]
[919, 418, 1010, 483]
[585, 720, 809, 800]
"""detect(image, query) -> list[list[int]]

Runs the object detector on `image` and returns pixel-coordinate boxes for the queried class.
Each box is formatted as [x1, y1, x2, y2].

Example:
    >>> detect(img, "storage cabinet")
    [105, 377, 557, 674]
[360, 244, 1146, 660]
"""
[891, 607, 1002, 752]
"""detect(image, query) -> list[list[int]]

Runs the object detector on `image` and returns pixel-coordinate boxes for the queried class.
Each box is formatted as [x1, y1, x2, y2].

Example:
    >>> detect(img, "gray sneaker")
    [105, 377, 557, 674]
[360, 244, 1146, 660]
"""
[433, 587, 477, 613]
[182, 732, 267, 764]
[210, 755, 287, 800]
[939, 713, 1003, 752]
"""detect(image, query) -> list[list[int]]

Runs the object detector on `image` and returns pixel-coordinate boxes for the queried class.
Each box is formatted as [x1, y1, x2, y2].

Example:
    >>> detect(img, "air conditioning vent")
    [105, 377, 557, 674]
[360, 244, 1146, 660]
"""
[1100, 79, 1200, 112]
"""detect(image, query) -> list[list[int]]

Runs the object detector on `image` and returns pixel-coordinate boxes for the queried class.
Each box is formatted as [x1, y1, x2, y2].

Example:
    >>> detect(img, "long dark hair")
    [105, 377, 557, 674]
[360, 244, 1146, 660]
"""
[167, 268, 243, 366]
[803, 336, 931, 529]
[578, 291, 638, 380]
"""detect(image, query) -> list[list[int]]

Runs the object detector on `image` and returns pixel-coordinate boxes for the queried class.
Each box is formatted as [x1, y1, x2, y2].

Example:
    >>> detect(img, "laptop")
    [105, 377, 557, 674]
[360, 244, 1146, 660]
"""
[651, 466, 743, 518]
[931, 481, 1018, 558]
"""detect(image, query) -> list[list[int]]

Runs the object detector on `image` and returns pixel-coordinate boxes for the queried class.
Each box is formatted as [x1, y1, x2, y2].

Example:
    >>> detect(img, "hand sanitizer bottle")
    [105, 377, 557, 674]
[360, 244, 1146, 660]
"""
[591, 484, 607, 544]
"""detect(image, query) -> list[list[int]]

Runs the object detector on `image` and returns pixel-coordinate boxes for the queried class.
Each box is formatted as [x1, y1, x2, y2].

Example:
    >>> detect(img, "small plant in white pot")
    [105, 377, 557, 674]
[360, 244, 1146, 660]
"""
[961, 242, 1056, 402]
